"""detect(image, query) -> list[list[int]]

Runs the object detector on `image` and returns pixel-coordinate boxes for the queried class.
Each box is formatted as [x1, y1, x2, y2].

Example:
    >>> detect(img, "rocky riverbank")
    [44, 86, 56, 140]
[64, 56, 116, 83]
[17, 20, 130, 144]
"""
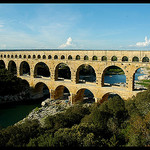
[16, 98, 73, 127]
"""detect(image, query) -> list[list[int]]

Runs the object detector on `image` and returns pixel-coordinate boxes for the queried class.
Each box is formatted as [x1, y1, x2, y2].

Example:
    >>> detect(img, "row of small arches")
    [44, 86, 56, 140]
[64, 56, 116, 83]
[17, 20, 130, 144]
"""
[0, 54, 150, 62]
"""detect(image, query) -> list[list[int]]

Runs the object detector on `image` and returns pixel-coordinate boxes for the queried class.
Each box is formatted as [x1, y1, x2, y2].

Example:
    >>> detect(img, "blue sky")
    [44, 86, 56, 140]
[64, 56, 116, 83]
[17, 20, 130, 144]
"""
[0, 3, 150, 50]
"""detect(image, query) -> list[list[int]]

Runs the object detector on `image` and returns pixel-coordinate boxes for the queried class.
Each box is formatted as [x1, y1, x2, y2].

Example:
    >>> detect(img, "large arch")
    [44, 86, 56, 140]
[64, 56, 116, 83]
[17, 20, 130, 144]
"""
[20, 61, 30, 76]
[73, 88, 95, 104]
[34, 62, 50, 78]
[54, 85, 70, 100]
[132, 67, 147, 91]
[0, 60, 5, 69]
[8, 60, 17, 75]
[76, 64, 96, 83]
[101, 65, 126, 87]
[55, 63, 71, 81]
[32, 82, 50, 99]
[100, 92, 122, 104]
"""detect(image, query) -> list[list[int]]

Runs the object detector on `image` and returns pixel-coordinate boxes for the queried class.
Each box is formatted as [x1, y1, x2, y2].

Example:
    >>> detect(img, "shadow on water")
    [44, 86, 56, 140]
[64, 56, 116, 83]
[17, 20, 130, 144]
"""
[0, 95, 49, 129]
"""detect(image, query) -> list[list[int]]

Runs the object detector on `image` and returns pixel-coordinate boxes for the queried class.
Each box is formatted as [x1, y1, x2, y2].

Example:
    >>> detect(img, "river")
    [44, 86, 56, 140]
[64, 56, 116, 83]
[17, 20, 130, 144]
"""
[0, 69, 145, 128]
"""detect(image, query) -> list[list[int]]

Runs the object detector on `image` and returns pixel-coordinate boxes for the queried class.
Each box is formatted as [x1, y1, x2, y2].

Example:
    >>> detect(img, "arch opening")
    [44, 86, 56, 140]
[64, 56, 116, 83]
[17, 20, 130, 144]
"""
[20, 61, 30, 76]
[133, 67, 148, 91]
[111, 56, 117, 61]
[34, 62, 50, 78]
[55, 63, 71, 81]
[8, 60, 17, 76]
[92, 56, 97, 60]
[102, 65, 126, 87]
[76, 55, 80, 60]
[132, 56, 139, 62]
[0, 60, 5, 69]
[32, 82, 50, 99]
[101, 92, 122, 104]
[76, 64, 96, 83]
[101, 56, 107, 61]
[74, 88, 95, 104]
[142, 57, 149, 62]
[54, 85, 70, 100]
[122, 56, 128, 62]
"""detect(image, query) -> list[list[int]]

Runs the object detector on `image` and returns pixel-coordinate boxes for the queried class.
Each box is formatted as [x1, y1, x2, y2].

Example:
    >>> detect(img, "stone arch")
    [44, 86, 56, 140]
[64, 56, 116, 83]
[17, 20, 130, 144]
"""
[132, 67, 147, 90]
[92, 55, 97, 60]
[73, 88, 95, 104]
[20, 61, 30, 76]
[28, 55, 31, 59]
[43, 55, 46, 59]
[68, 55, 72, 60]
[76, 55, 80, 60]
[100, 92, 122, 104]
[48, 55, 52, 59]
[76, 64, 96, 83]
[111, 56, 117, 61]
[23, 55, 26, 59]
[4, 54, 6, 58]
[84, 55, 89, 60]
[55, 63, 71, 80]
[33, 82, 50, 99]
[19, 55, 22, 58]
[7, 54, 10, 58]
[15, 54, 18, 58]
[101, 56, 107, 61]
[34, 62, 50, 78]
[61, 55, 65, 59]
[122, 56, 128, 62]
[0, 60, 5, 69]
[11, 55, 14, 58]
[37, 55, 41, 59]
[54, 55, 58, 59]
[132, 56, 139, 62]
[101, 65, 126, 87]
[8, 60, 17, 75]
[54, 85, 70, 100]
[142, 56, 149, 62]
[33, 55, 36, 59]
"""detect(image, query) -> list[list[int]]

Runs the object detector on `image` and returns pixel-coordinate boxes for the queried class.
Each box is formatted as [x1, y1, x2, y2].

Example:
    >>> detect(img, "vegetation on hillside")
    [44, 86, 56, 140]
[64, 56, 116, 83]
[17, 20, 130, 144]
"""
[0, 69, 29, 96]
[0, 86, 150, 147]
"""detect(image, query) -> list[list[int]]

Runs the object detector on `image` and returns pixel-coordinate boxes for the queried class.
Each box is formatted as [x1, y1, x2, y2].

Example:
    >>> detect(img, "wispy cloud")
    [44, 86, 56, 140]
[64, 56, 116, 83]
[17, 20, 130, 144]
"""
[58, 37, 76, 49]
[129, 36, 150, 47]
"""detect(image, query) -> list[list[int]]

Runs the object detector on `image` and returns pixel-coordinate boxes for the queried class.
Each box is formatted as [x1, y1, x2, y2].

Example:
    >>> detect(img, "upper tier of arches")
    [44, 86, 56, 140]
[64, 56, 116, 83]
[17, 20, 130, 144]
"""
[1, 53, 150, 63]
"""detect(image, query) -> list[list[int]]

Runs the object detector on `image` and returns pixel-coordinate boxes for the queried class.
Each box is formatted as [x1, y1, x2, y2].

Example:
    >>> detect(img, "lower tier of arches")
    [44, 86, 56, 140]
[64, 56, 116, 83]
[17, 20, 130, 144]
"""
[20, 77, 140, 104]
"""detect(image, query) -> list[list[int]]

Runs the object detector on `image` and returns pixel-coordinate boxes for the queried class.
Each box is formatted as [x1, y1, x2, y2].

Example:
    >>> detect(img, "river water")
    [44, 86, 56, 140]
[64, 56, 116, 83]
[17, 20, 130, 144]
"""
[0, 69, 145, 128]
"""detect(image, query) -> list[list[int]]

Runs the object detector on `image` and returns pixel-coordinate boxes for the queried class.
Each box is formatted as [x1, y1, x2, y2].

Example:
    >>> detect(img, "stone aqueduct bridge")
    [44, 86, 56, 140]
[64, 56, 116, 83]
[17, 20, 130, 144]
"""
[0, 49, 150, 104]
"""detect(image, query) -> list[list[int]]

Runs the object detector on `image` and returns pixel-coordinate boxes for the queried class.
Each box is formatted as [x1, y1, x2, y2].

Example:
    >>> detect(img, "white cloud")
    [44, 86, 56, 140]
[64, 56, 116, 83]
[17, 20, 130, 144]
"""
[58, 37, 76, 49]
[129, 36, 150, 47]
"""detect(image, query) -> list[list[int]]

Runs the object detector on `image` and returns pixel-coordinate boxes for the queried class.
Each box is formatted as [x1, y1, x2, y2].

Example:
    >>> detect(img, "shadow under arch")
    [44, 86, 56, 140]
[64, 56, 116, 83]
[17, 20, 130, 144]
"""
[54, 85, 70, 100]
[8, 60, 17, 75]
[76, 64, 96, 83]
[55, 63, 71, 81]
[20, 61, 30, 76]
[100, 92, 122, 104]
[34, 62, 50, 78]
[73, 88, 95, 104]
[0, 60, 5, 69]
[101, 65, 126, 87]
[32, 82, 50, 99]
[21, 79, 30, 90]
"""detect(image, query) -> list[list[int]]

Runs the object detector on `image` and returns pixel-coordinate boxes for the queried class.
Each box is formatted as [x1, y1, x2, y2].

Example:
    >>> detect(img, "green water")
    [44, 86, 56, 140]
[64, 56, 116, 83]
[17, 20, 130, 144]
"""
[0, 101, 41, 128]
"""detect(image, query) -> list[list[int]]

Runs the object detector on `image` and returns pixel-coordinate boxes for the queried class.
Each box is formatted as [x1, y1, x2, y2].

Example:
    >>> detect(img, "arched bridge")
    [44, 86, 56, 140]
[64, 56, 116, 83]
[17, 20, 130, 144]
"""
[0, 49, 150, 104]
